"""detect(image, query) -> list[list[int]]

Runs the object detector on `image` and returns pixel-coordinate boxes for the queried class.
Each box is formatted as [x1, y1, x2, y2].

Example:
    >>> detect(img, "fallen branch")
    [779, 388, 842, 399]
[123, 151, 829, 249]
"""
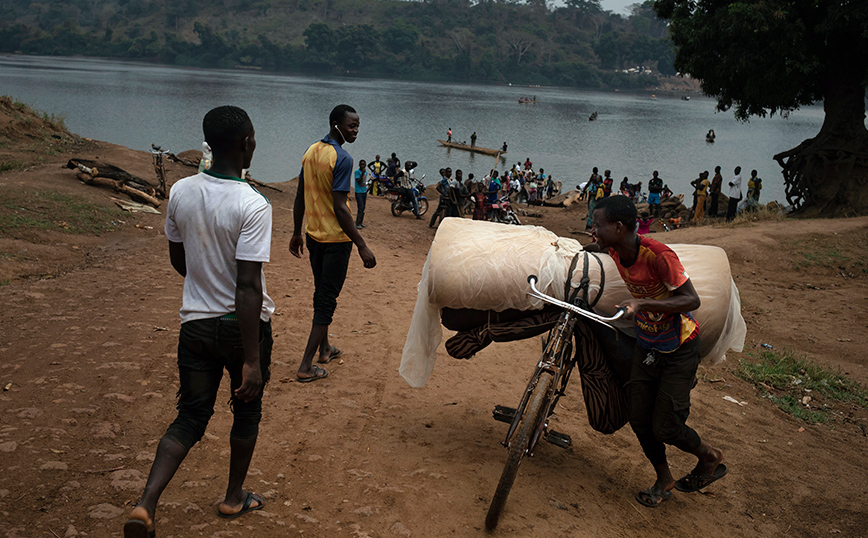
[66, 159, 155, 191]
[68, 158, 161, 207]
[78, 173, 161, 207]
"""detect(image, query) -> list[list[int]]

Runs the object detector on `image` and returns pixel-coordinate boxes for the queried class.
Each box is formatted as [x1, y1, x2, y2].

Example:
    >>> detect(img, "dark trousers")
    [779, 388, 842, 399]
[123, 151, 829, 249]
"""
[629, 336, 702, 466]
[709, 193, 719, 217]
[725, 197, 739, 221]
[355, 192, 367, 226]
[307, 235, 352, 325]
[429, 197, 448, 227]
[166, 317, 273, 450]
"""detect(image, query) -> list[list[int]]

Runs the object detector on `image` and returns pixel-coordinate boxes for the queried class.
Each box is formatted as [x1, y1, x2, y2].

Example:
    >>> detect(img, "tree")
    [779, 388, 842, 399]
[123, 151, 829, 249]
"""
[654, 0, 868, 216]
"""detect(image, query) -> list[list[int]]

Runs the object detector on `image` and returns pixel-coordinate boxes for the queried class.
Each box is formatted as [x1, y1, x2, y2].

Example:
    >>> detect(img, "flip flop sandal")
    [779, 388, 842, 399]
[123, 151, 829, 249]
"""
[123, 518, 155, 538]
[318, 346, 343, 364]
[296, 365, 329, 383]
[217, 491, 264, 520]
[635, 489, 672, 508]
[675, 463, 728, 493]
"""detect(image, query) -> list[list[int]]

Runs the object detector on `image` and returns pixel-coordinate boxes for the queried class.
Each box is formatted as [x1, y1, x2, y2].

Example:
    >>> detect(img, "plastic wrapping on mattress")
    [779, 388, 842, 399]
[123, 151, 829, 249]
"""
[399, 218, 746, 387]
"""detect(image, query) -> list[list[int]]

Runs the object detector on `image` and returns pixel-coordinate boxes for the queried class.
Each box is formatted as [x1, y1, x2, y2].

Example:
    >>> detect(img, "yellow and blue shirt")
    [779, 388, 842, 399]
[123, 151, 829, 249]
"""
[300, 135, 353, 243]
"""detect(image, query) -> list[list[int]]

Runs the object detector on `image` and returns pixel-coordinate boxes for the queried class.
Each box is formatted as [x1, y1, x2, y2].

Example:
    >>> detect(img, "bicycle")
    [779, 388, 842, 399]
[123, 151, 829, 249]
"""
[485, 275, 625, 530]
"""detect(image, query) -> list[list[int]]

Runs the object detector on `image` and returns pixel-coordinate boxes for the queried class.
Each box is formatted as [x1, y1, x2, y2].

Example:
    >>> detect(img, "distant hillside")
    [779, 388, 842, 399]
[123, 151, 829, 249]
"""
[0, 0, 676, 88]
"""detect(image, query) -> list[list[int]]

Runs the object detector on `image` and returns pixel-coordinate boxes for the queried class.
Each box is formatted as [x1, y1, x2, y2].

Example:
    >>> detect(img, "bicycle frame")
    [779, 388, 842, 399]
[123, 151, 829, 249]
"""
[500, 275, 625, 456]
[501, 308, 576, 456]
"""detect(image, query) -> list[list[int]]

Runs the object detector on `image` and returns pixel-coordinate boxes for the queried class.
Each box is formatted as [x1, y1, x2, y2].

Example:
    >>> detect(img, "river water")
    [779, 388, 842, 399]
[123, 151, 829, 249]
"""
[1, 54, 829, 203]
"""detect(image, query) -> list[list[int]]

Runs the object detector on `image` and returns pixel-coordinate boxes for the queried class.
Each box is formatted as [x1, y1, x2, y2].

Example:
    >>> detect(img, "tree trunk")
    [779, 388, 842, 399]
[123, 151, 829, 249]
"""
[775, 70, 868, 217]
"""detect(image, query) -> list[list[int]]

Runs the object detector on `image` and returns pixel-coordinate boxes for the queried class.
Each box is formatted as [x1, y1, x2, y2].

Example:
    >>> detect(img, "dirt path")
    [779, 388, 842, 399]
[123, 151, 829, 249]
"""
[1, 142, 867, 538]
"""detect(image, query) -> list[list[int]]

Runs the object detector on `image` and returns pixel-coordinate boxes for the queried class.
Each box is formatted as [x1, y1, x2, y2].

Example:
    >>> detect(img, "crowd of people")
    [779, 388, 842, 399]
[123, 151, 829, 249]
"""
[582, 167, 671, 230]
[580, 164, 764, 232]
[688, 165, 763, 224]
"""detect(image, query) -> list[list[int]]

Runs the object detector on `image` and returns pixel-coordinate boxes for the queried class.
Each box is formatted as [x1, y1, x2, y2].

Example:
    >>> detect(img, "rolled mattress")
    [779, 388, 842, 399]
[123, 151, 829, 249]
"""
[400, 218, 746, 387]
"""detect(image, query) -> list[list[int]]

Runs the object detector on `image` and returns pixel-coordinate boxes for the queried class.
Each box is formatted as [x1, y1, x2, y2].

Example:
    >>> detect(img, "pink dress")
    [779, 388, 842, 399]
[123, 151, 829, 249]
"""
[637, 218, 653, 234]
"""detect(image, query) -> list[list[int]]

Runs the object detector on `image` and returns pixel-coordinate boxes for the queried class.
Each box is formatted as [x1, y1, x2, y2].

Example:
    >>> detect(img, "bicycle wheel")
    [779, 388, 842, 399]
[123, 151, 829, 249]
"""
[485, 370, 555, 530]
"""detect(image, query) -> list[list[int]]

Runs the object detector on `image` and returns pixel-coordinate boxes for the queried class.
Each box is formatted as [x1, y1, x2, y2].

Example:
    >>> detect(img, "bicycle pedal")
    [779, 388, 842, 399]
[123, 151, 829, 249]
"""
[545, 429, 572, 448]
[493, 405, 516, 424]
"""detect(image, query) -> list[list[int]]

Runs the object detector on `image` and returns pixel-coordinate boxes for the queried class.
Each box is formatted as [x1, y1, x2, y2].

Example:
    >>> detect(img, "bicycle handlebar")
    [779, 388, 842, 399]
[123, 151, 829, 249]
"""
[526, 275, 625, 329]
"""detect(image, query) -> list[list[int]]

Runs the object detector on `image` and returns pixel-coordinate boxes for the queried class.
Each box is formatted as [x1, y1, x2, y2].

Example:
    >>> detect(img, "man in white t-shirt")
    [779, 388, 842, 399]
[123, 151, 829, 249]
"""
[725, 166, 742, 221]
[124, 106, 274, 538]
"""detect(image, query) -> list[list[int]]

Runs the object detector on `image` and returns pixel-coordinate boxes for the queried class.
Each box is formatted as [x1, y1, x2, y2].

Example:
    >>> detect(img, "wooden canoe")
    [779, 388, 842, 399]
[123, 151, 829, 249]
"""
[437, 140, 506, 157]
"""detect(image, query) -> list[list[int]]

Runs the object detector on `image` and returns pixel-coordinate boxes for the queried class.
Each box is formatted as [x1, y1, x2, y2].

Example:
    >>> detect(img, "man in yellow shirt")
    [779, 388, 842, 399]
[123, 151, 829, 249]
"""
[691, 171, 711, 223]
[289, 104, 376, 382]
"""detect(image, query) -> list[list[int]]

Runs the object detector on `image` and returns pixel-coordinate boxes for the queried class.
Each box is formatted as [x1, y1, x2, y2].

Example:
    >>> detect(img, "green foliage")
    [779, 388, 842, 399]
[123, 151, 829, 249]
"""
[0, 190, 125, 236]
[653, 0, 868, 120]
[0, 0, 676, 88]
[736, 350, 868, 425]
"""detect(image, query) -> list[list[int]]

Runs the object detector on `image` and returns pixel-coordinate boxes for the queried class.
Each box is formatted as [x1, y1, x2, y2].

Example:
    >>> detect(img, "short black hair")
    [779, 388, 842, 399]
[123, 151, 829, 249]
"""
[595, 195, 637, 231]
[329, 104, 357, 126]
[203, 106, 252, 154]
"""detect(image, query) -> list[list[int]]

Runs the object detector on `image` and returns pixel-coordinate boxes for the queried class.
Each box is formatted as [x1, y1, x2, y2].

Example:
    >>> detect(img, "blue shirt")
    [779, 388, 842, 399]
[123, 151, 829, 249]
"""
[354, 168, 368, 194]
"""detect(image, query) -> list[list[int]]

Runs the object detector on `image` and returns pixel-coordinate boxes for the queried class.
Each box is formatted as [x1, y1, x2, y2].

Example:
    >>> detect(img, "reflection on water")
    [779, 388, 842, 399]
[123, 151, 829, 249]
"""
[0, 54, 831, 203]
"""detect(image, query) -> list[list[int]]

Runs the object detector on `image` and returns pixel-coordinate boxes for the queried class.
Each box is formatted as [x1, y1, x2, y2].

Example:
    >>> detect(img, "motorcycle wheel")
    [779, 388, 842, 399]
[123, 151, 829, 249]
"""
[504, 213, 521, 226]
[390, 201, 404, 217]
[417, 198, 429, 216]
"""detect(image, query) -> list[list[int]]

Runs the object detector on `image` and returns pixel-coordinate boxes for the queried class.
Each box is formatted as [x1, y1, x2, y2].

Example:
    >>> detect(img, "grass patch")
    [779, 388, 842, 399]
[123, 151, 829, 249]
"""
[736, 349, 868, 425]
[0, 190, 125, 236]
[795, 248, 850, 270]
[721, 204, 786, 227]
[0, 159, 26, 172]
[41, 112, 67, 131]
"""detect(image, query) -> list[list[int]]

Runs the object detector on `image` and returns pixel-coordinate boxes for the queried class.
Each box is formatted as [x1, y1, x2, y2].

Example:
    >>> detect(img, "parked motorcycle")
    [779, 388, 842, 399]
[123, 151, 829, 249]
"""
[389, 175, 429, 217]
[484, 194, 521, 225]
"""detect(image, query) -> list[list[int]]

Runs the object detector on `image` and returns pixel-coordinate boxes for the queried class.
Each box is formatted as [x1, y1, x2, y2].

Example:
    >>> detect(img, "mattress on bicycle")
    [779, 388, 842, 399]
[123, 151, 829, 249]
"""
[399, 218, 746, 387]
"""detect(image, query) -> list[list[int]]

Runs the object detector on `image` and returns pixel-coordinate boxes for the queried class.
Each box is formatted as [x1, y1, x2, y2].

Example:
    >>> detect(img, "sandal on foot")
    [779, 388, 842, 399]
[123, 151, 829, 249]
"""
[217, 491, 264, 520]
[297, 365, 329, 383]
[317, 346, 342, 364]
[635, 489, 672, 508]
[123, 507, 155, 538]
[675, 463, 728, 493]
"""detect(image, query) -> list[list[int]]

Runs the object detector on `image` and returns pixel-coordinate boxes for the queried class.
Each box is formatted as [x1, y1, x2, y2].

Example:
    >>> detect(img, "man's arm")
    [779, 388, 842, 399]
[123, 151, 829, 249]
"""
[289, 175, 306, 258]
[618, 279, 701, 320]
[233, 260, 263, 402]
[168, 241, 186, 277]
[333, 191, 376, 268]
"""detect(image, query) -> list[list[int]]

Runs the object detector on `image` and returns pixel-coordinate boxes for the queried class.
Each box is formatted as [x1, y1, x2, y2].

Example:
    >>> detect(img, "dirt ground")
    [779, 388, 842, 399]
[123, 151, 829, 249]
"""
[2, 131, 868, 538]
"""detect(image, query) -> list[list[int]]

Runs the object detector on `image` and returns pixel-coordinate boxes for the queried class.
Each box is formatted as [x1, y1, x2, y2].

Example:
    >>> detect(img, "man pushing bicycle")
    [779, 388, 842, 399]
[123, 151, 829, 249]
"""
[584, 195, 727, 508]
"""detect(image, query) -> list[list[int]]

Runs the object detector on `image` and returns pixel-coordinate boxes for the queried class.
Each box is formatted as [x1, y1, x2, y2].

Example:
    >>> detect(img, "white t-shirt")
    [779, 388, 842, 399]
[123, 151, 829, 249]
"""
[165, 171, 275, 323]
[728, 173, 742, 199]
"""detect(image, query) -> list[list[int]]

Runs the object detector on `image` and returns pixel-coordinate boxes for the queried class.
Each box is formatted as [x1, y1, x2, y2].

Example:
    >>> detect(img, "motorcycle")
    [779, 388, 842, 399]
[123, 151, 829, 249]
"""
[389, 175, 429, 217]
[482, 194, 521, 225]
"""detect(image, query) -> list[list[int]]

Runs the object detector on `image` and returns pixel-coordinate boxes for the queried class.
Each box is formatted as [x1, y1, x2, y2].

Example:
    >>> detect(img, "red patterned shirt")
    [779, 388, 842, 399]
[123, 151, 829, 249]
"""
[609, 236, 699, 352]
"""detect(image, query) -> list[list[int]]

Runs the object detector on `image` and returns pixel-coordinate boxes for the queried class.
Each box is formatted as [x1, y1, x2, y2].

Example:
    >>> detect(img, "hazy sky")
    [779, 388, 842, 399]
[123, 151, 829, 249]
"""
[600, 0, 636, 15]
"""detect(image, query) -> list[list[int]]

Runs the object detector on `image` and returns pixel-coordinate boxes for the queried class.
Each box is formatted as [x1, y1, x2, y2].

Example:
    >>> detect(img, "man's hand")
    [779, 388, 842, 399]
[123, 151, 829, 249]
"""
[234, 361, 263, 402]
[616, 298, 643, 320]
[358, 245, 376, 268]
[289, 234, 304, 258]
